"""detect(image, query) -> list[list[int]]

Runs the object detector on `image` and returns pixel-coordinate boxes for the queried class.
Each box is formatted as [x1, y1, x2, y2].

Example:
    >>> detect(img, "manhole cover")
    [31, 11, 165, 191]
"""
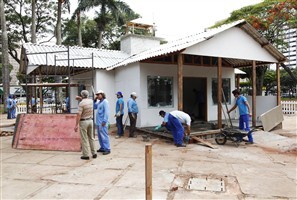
[187, 177, 225, 192]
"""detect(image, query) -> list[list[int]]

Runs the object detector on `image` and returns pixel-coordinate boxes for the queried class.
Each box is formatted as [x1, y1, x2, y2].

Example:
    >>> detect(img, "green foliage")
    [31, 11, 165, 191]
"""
[280, 67, 297, 93]
[69, 0, 140, 49]
[4, 0, 56, 63]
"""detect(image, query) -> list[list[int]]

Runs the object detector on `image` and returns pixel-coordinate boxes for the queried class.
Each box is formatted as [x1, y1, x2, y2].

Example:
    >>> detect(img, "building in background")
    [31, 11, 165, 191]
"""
[282, 27, 297, 68]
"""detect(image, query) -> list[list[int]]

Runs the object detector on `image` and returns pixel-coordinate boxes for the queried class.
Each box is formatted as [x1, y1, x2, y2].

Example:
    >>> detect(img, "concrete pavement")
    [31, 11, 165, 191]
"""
[1, 115, 296, 199]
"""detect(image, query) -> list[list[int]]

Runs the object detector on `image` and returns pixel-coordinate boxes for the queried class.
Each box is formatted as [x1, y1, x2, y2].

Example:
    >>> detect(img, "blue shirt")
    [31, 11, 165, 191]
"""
[31, 97, 36, 106]
[115, 97, 124, 115]
[94, 99, 109, 125]
[163, 112, 170, 123]
[6, 98, 12, 109]
[236, 95, 249, 116]
[127, 97, 138, 113]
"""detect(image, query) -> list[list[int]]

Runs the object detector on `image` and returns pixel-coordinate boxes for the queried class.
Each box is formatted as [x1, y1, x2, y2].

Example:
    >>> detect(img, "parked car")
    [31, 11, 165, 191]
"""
[13, 88, 26, 97]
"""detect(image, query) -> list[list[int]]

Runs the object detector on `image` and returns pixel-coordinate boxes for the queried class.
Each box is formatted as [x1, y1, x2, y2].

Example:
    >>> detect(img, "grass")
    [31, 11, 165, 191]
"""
[281, 98, 297, 101]
[0, 104, 4, 114]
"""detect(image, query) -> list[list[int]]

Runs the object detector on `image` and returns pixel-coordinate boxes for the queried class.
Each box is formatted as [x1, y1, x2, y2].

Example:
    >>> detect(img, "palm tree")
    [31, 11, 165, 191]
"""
[74, 0, 134, 48]
[1, 0, 10, 111]
[31, 0, 37, 43]
[56, 0, 70, 45]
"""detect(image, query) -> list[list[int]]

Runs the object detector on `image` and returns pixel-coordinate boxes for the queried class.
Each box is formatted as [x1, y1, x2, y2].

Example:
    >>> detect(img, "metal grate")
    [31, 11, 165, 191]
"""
[187, 177, 225, 192]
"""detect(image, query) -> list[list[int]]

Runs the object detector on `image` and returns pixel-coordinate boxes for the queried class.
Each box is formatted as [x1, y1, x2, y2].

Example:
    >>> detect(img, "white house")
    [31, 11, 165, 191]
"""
[20, 20, 286, 128]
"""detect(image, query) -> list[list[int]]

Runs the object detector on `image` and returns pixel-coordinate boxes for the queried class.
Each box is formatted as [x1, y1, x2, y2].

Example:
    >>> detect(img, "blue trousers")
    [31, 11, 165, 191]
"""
[7, 108, 12, 119]
[97, 123, 110, 152]
[11, 107, 16, 118]
[166, 114, 184, 145]
[239, 114, 253, 143]
[116, 114, 124, 136]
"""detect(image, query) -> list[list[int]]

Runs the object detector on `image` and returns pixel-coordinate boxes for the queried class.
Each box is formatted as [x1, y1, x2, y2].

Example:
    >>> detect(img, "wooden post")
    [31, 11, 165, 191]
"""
[236, 74, 240, 90]
[217, 57, 222, 128]
[39, 70, 43, 114]
[276, 63, 281, 106]
[177, 53, 183, 111]
[145, 144, 152, 200]
[252, 61, 256, 127]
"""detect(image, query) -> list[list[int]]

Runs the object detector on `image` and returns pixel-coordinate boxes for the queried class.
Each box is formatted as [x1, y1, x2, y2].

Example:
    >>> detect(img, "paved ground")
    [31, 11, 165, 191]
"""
[1, 115, 296, 199]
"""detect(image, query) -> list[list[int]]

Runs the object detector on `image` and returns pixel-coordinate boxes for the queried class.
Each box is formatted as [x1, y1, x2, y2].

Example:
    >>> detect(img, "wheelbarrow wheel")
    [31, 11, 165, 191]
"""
[215, 134, 227, 145]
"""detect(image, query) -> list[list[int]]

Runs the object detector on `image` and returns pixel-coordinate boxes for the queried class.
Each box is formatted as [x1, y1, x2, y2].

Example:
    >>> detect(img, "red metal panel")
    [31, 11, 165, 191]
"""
[13, 114, 81, 151]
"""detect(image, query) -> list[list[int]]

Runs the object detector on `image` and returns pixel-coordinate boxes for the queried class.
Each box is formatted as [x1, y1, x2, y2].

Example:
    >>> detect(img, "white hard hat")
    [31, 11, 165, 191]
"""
[131, 92, 137, 97]
[96, 90, 104, 94]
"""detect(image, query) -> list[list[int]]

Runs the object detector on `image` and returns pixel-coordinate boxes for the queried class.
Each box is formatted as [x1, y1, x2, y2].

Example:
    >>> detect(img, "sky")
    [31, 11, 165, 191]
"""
[69, 0, 263, 40]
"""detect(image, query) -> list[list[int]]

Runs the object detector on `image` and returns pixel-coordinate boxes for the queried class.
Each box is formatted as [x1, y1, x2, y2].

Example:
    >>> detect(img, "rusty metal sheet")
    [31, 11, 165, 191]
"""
[12, 114, 81, 151]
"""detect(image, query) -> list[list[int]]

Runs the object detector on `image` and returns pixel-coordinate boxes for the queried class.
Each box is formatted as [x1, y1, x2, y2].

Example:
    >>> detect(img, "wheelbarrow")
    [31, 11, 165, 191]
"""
[215, 128, 250, 147]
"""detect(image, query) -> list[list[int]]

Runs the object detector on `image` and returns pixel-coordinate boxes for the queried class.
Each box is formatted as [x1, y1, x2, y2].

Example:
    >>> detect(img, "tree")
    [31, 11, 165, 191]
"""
[31, 0, 37, 43]
[74, 0, 135, 48]
[56, 0, 70, 45]
[66, 3, 139, 49]
[212, 0, 297, 94]
[4, 0, 56, 64]
[1, 0, 10, 111]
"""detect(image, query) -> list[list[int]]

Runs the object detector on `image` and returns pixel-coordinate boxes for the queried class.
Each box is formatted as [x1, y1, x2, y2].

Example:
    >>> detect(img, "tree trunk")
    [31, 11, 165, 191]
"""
[56, 0, 62, 45]
[97, 31, 103, 48]
[31, 0, 37, 43]
[77, 12, 82, 46]
[1, 0, 10, 112]
[281, 63, 297, 84]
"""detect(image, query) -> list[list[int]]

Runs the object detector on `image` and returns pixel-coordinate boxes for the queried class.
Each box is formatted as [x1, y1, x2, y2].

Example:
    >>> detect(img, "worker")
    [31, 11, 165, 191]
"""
[94, 90, 111, 155]
[158, 110, 187, 147]
[228, 89, 254, 144]
[74, 90, 96, 160]
[169, 110, 192, 135]
[115, 91, 124, 138]
[127, 92, 138, 138]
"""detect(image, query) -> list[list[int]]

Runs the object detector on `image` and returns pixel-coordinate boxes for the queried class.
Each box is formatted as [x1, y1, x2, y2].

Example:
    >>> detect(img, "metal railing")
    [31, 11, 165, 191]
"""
[281, 101, 297, 115]
[17, 103, 67, 114]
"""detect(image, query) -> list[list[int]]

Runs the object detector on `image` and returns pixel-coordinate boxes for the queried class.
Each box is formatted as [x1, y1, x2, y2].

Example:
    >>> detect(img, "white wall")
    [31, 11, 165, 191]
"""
[94, 69, 116, 124]
[69, 70, 116, 124]
[184, 27, 278, 63]
[139, 63, 178, 127]
[114, 63, 140, 125]
[132, 63, 236, 127]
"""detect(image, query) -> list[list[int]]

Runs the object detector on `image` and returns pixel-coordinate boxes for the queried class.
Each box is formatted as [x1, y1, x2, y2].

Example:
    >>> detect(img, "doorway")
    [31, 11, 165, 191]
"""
[183, 77, 207, 121]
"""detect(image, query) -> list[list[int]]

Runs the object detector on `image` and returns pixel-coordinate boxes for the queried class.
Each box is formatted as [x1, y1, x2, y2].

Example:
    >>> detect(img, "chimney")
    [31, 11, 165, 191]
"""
[120, 34, 162, 55]
[121, 18, 162, 55]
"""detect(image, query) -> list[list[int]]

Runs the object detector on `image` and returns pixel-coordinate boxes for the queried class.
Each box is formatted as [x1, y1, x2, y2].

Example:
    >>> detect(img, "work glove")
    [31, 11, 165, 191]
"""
[154, 125, 162, 131]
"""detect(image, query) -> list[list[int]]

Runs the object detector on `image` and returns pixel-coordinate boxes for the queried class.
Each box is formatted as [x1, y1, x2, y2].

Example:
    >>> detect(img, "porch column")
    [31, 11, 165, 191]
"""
[177, 53, 183, 111]
[276, 63, 281, 105]
[217, 57, 222, 128]
[39, 70, 43, 114]
[252, 61, 257, 127]
[236, 74, 240, 90]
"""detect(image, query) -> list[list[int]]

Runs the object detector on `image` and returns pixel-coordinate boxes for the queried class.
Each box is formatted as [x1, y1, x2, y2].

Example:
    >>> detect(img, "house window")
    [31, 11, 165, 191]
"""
[147, 76, 173, 107]
[211, 78, 231, 104]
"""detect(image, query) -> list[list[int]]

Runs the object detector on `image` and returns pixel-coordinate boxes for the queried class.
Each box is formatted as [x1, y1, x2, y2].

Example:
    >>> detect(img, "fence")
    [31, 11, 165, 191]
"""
[16, 101, 296, 115]
[17, 103, 66, 114]
[281, 101, 297, 115]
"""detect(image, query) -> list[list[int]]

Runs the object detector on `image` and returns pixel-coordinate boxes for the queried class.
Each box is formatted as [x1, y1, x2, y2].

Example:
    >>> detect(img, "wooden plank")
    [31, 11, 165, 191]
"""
[138, 128, 173, 139]
[192, 136, 217, 149]
[190, 129, 221, 136]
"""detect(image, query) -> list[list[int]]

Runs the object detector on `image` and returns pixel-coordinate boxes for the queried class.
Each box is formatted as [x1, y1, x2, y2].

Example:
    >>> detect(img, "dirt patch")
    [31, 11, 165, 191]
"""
[258, 145, 297, 156]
